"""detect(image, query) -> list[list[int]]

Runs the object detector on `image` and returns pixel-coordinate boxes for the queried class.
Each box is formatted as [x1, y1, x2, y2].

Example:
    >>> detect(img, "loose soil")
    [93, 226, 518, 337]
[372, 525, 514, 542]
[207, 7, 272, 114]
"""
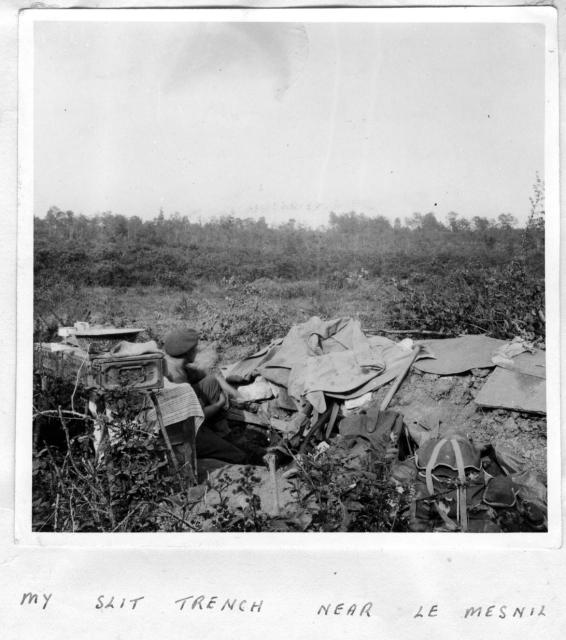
[377, 368, 547, 480]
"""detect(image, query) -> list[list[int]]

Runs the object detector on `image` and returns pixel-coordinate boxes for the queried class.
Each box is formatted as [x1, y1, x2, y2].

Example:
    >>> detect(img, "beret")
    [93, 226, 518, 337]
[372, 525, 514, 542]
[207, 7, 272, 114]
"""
[163, 328, 199, 357]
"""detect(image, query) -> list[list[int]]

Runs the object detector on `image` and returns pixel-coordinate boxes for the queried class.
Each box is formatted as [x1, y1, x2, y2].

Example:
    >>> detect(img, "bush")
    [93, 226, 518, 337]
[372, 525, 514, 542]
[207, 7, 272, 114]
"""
[387, 260, 545, 342]
[288, 439, 411, 532]
[33, 382, 180, 532]
[196, 291, 295, 348]
[159, 438, 411, 533]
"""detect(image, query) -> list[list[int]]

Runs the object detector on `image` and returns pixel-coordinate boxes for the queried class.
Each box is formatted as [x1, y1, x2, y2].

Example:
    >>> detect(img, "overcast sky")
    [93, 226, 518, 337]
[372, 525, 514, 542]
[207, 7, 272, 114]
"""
[34, 19, 545, 226]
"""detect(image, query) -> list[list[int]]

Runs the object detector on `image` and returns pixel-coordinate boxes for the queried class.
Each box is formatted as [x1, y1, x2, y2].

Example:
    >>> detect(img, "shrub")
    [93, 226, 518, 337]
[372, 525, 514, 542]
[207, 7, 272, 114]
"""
[387, 260, 545, 342]
[196, 291, 295, 348]
[33, 381, 179, 532]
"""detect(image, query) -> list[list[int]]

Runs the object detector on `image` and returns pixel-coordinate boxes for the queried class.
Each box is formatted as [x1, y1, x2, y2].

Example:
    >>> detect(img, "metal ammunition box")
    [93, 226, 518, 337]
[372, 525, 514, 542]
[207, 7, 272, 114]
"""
[34, 345, 165, 391]
[89, 353, 165, 390]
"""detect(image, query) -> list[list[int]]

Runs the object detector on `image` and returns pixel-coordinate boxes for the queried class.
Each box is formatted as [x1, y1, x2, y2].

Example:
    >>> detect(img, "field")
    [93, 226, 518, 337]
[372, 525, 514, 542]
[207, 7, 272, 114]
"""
[32, 196, 547, 533]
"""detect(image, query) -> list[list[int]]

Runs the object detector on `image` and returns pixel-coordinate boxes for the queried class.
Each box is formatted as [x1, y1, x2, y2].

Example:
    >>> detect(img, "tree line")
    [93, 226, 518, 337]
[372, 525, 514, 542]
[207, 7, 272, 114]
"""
[34, 193, 544, 289]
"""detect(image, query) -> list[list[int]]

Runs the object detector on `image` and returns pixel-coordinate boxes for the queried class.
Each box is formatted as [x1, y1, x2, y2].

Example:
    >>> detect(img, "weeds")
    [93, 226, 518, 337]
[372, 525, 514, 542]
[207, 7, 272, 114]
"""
[196, 291, 294, 348]
[33, 369, 411, 533]
[286, 439, 411, 532]
[172, 438, 412, 533]
[33, 379, 179, 532]
[388, 260, 544, 343]
[196, 466, 272, 532]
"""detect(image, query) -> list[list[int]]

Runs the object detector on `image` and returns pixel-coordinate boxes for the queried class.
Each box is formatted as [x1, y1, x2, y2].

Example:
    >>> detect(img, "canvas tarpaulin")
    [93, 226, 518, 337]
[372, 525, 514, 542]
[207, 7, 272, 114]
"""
[491, 348, 546, 379]
[325, 335, 422, 400]
[413, 335, 508, 375]
[474, 367, 546, 414]
[258, 317, 385, 412]
[225, 325, 550, 416]
[227, 317, 418, 413]
[224, 339, 283, 383]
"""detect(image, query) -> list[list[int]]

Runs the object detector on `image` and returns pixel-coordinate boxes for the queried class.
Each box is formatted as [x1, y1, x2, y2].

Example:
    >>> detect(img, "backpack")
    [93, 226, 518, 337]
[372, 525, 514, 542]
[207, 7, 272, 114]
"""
[408, 434, 545, 533]
[411, 435, 497, 532]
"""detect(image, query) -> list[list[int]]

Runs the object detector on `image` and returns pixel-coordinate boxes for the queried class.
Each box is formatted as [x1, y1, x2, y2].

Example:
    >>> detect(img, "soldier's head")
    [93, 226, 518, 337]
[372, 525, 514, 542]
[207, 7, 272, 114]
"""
[163, 328, 199, 362]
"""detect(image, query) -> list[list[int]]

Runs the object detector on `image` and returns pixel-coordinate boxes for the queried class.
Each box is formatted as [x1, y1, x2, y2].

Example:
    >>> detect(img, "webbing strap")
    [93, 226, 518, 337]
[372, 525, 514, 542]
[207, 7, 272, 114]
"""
[425, 438, 447, 495]
[425, 438, 470, 532]
[450, 439, 469, 532]
[450, 439, 467, 483]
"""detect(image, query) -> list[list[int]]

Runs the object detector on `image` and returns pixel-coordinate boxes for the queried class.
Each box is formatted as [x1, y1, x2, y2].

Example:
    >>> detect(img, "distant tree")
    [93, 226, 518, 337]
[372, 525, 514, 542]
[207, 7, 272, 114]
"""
[421, 212, 444, 232]
[523, 174, 545, 260]
[45, 205, 63, 222]
[370, 216, 393, 233]
[127, 216, 143, 242]
[405, 212, 423, 230]
[45, 206, 64, 239]
[447, 211, 472, 232]
[446, 211, 461, 232]
[109, 214, 128, 240]
[497, 213, 518, 229]
[526, 173, 545, 232]
[472, 216, 492, 233]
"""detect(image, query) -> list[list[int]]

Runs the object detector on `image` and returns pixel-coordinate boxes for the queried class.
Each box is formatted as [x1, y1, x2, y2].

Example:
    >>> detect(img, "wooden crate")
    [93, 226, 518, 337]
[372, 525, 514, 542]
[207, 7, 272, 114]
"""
[33, 344, 92, 385]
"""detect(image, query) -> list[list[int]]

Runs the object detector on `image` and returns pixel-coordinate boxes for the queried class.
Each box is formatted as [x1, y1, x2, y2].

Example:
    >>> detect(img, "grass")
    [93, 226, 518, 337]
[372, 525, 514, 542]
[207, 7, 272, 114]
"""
[34, 278, 396, 351]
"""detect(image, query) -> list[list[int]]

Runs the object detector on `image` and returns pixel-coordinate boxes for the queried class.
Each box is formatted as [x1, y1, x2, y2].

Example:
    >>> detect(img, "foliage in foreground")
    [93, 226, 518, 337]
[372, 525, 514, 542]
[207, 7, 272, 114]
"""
[175, 441, 411, 533]
[33, 379, 410, 533]
[33, 382, 179, 532]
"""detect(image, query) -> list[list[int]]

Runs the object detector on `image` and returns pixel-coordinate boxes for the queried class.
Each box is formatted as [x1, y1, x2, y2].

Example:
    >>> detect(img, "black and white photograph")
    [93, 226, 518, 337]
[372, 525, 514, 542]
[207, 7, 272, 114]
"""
[21, 8, 559, 538]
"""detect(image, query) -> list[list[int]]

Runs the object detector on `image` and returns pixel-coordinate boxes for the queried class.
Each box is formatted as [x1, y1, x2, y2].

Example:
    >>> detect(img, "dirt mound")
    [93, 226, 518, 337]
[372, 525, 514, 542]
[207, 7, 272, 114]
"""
[376, 368, 546, 479]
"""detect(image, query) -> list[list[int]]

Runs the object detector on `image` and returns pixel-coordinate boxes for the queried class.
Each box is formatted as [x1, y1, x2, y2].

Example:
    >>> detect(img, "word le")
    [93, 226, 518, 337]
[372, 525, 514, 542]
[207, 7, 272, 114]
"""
[414, 604, 439, 618]
[20, 592, 52, 610]
[175, 595, 263, 614]
[317, 602, 373, 617]
[95, 595, 145, 610]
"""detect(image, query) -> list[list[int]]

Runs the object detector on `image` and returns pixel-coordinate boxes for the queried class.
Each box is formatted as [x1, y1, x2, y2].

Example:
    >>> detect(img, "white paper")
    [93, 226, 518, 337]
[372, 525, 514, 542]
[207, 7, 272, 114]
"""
[2, 3, 563, 638]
